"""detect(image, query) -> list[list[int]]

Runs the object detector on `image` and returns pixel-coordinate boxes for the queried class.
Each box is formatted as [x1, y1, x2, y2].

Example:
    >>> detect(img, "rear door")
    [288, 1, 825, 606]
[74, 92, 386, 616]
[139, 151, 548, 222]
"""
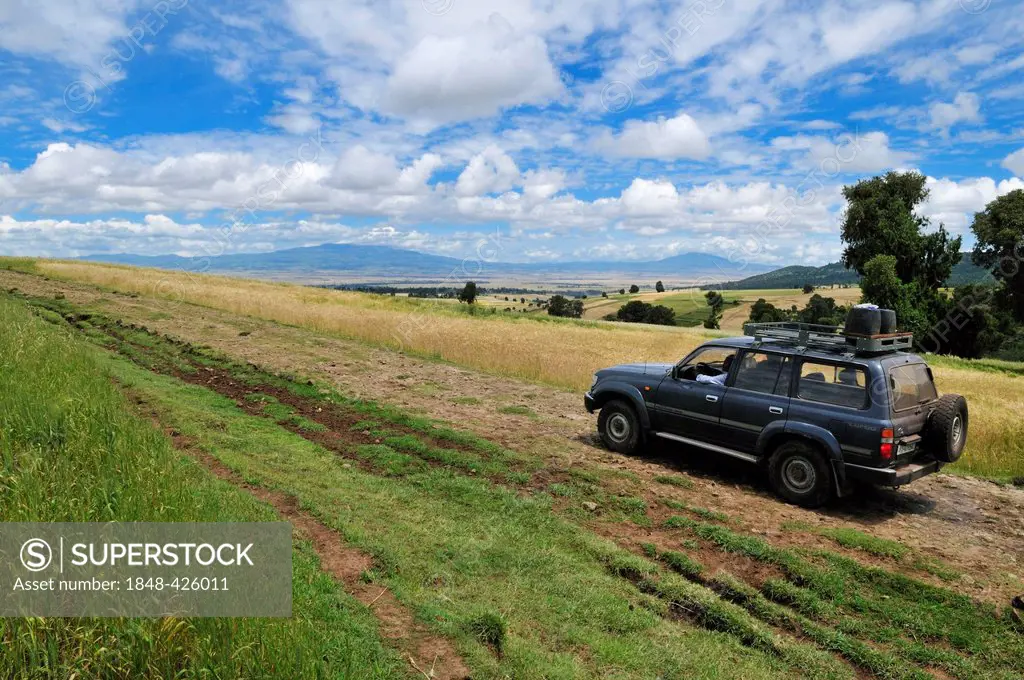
[886, 360, 937, 462]
[787, 359, 877, 465]
[720, 351, 792, 453]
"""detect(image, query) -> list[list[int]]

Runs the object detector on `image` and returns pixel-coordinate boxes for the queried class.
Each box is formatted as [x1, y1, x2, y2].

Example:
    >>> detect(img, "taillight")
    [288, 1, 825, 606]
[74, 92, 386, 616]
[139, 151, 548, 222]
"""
[880, 427, 894, 460]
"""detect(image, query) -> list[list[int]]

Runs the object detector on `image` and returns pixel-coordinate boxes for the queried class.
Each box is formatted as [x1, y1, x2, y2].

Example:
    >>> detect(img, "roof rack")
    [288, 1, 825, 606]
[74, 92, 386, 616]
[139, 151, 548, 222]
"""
[742, 322, 913, 355]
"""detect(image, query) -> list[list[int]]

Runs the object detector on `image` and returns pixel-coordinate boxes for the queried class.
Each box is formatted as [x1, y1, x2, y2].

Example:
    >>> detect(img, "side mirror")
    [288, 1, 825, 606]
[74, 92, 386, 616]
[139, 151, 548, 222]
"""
[671, 365, 680, 380]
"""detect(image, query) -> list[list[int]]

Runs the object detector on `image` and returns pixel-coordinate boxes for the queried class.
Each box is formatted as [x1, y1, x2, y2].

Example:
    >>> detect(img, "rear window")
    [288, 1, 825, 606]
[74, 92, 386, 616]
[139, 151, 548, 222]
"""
[797, 361, 868, 409]
[889, 364, 938, 411]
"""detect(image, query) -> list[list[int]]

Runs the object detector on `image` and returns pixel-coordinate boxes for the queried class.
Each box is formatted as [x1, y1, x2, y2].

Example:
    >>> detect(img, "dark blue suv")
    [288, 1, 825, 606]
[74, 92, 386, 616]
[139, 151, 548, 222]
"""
[584, 323, 968, 507]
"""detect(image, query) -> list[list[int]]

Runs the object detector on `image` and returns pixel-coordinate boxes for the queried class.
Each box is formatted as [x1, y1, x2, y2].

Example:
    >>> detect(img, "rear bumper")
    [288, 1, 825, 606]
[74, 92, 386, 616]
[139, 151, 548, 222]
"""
[843, 458, 943, 488]
[584, 392, 597, 413]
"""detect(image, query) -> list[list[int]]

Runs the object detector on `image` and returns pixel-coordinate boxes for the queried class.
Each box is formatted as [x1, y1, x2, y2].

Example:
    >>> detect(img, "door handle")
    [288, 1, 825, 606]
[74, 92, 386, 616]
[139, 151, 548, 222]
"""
[705, 395, 719, 403]
[769, 406, 783, 414]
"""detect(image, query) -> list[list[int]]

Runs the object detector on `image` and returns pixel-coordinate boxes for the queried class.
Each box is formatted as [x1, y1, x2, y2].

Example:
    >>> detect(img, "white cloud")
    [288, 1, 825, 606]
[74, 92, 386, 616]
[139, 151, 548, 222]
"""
[599, 113, 711, 160]
[454, 146, 521, 197]
[384, 14, 562, 125]
[928, 92, 982, 133]
[1002, 148, 1024, 176]
[772, 131, 914, 173]
[620, 179, 680, 216]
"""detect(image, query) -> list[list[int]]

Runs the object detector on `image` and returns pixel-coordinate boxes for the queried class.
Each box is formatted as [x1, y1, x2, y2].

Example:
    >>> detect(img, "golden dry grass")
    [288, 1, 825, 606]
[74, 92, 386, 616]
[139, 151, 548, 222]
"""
[32, 260, 1024, 479]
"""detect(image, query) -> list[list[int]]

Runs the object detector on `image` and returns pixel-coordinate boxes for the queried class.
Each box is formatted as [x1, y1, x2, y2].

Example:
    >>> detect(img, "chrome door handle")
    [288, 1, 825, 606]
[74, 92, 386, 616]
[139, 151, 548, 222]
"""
[769, 406, 783, 414]
[705, 395, 719, 403]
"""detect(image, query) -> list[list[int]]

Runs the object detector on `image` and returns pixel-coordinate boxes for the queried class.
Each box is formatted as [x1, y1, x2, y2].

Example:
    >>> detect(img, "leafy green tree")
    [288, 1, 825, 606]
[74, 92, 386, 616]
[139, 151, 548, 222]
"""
[703, 291, 725, 329]
[644, 305, 676, 326]
[618, 288, 626, 295]
[841, 171, 962, 288]
[629, 284, 640, 294]
[802, 283, 814, 294]
[547, 295, 584, 318]
[616, 300, 650, 323]
[749, 298, 791, 323]
[655, 280, 665, 293]
[970, 189, 1024, 321]
[614, 301, 675, 326]
[458, 281, 478, 304]
[797, 294, 847, 326]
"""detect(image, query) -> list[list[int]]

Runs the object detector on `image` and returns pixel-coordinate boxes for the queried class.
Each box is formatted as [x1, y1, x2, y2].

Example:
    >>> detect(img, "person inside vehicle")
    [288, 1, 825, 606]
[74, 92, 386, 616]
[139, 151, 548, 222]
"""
[696, 353, 734, 386]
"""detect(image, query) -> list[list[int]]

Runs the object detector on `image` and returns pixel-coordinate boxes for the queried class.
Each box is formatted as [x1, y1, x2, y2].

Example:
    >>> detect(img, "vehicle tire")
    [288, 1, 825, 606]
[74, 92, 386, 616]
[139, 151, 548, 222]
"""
[598, 400, 642, 455]
[879, 309, 897, 334]
[925, 394, 968, 463]
[768, 440, 833, 508]
[845, 307, 881, 336]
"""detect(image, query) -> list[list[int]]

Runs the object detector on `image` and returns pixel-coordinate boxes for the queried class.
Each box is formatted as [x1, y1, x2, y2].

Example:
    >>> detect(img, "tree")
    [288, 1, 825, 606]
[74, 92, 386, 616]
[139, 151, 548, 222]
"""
[618, 288, 626, 295]
[797, 294, 847, 326]
[644, 305, 676, 326]
[802, 283, 814, 294]
[971, 189, 1024, 321]
[614, 301, 675, 326]
[616, 300, 650, 323]
[859, 255, 932, 336]
[547, 295, 584, 318]
[841, 171, 962, 288]
[749, 298, 791, 323]
[458, 281, 478, 304]
[601, 291, 608, 298]
[704, 291, 725, 329]
[629, 284, 640, 294]
[655, 280, 665, 293]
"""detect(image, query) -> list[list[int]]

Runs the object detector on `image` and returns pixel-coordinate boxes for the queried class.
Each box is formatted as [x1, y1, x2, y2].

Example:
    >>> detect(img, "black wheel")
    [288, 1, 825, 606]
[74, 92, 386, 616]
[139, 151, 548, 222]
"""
[768, 440, 833, 508]
[598, 400, 642, 455]
[925, 394, 968, 463]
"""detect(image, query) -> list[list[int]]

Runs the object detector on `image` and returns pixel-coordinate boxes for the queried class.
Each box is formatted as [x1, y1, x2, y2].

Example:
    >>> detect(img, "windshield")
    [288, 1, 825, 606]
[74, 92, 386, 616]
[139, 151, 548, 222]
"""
[889, 364, 938, 411]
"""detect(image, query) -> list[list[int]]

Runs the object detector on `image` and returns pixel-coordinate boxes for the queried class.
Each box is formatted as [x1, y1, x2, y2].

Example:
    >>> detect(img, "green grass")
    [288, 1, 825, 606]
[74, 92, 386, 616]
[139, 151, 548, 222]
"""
[653, 474, 695, 489]
[0, 295, 406, 679]
[496, 404, 537, 417]
[98, 333, 801, 679]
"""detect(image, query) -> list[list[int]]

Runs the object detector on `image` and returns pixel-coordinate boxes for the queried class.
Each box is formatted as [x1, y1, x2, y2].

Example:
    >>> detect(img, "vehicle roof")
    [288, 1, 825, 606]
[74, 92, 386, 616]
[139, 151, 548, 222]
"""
[704, 335, 926, 365]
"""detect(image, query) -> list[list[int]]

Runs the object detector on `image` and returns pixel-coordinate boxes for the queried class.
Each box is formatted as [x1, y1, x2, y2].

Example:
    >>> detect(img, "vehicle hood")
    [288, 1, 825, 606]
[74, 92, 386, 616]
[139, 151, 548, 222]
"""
[597, 362, 673, 379]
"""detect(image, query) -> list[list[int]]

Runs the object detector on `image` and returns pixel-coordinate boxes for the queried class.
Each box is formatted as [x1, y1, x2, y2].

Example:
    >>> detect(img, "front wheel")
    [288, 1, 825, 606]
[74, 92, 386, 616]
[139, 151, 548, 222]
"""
[598, 400, 642, 455]
[768, 440, 833, 508]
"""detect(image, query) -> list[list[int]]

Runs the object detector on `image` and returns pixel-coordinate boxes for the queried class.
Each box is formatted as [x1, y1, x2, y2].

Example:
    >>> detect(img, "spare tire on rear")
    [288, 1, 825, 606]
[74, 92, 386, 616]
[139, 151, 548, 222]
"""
[845, 307, 881, 335]
[924, 394, 968, 463]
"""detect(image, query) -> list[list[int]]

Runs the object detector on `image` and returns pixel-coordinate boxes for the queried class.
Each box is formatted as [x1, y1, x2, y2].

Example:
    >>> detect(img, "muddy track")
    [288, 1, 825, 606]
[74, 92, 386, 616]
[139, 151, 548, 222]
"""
[127, 393, 472, 680]
[4, 270, 1023, 608]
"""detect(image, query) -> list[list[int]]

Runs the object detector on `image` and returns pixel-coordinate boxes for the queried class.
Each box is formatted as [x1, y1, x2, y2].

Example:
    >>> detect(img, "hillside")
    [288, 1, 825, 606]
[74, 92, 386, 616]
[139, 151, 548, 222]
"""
[718, 254, 992, 290]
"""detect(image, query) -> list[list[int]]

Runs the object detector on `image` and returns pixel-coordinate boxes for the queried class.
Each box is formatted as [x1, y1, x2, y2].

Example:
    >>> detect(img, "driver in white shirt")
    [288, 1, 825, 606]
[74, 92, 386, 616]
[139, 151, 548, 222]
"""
[696, 353, 734, 386]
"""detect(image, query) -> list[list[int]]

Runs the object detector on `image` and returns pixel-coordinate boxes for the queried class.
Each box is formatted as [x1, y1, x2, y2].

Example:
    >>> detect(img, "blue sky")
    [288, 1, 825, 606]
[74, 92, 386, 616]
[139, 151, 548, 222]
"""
[1, 0, 1023, 266]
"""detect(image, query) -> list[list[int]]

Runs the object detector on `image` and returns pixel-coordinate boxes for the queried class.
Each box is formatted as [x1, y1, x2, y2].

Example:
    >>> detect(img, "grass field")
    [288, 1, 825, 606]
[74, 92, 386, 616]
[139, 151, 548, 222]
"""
[0, 295, 407, 678]
[18, 258, 1024, 481]
[4, 285, 1023, 678]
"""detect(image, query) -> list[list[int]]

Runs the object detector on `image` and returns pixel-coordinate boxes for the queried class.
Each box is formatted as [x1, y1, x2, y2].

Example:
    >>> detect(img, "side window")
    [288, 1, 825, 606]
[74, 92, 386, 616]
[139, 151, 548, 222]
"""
[797, 362, 868, 409]
[677, 347, 737, 381]
[732, 352, 785, 394]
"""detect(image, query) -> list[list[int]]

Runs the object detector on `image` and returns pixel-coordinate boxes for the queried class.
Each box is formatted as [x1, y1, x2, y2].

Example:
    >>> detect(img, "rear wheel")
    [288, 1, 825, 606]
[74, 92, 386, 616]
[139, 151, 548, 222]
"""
[768, 440, 833, 508]
[925, 394, 968, 463]
[598, 400, 642, 455]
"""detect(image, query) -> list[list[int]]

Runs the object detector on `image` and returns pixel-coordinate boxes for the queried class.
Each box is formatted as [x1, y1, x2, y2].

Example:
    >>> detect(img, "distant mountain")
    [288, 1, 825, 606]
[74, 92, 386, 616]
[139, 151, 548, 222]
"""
[717, 254, 992, 290]
[80, 243, 774, 281]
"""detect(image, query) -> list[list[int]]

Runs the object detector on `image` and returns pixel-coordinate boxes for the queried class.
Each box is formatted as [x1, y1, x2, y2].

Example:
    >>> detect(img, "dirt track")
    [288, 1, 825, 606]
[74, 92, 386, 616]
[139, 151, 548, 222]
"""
[5, 269, 1022, 606]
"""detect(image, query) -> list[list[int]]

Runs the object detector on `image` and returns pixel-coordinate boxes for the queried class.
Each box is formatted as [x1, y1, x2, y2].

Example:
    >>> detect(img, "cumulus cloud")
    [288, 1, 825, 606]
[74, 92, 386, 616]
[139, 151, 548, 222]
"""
[454, 146, 521, 197]
[1002, 148, 1024, 176]
[599, 113, 711, 160]
[928, 92, 982, 133]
